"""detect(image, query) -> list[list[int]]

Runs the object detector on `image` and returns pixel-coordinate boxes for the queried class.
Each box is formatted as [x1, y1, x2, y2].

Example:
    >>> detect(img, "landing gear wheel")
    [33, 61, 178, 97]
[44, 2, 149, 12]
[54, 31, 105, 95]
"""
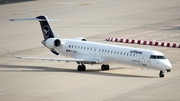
[101, 65, 106, 71]
[106, 65, 110, 70]
[159, 70, 164, 78]
[77, 64, 86, 71]
[101, 64, 110, 71]
[81, 64, 86, 71]
[78, 65, 82, 71]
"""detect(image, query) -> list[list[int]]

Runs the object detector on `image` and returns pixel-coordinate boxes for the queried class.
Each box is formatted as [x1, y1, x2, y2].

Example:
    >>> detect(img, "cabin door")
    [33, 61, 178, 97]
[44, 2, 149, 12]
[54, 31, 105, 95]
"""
[141, 54, 147, 66]
[89, 47, 96, 59]
[93, 47, 97, 59]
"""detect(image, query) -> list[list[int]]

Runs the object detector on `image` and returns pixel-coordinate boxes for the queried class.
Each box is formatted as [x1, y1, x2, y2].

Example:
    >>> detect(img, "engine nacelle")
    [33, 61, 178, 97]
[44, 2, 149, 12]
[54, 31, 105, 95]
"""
[74, 37, 87, 41]
[43, 38, 61, 49]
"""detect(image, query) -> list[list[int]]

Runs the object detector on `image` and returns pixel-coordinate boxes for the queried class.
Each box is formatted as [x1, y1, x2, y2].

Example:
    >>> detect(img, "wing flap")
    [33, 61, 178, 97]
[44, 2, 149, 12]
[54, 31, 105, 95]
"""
[18, 56, 98, 63]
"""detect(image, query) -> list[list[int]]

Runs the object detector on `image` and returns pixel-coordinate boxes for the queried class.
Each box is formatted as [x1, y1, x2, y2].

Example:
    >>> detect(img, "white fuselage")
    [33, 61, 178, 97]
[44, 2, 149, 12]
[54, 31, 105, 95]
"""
[54, 38, 172, 72]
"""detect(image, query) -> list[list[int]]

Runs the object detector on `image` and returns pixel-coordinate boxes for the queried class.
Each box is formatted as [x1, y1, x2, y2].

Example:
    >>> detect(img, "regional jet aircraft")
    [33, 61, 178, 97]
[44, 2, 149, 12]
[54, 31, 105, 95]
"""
[8, 16, 172, 77]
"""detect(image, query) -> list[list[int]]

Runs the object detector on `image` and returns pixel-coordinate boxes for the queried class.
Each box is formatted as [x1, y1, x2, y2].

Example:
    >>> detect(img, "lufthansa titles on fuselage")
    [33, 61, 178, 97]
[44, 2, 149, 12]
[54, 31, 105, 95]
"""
[130, 50, 143, 54]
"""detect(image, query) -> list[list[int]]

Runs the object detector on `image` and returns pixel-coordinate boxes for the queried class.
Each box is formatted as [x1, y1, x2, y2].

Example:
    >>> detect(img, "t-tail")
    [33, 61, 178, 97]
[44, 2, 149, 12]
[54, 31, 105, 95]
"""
[9, 15, 61, 55]
[36, 16, 60, 55]
[10, 15, 59, 40]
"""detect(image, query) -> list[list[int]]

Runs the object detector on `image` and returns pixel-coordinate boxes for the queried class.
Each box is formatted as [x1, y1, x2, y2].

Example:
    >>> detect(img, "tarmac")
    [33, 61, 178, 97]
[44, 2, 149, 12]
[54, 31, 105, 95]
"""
[0, 0, 180, 101]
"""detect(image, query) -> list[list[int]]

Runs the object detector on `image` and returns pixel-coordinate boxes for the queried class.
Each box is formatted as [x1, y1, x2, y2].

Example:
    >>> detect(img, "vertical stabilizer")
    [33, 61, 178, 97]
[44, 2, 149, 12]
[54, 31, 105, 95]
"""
[36, 16, 55, 40]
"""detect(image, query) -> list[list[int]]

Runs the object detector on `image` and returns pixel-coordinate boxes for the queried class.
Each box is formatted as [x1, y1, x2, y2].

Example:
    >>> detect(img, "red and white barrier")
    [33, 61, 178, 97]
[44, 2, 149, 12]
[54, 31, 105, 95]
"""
[106, 37, 180, 48]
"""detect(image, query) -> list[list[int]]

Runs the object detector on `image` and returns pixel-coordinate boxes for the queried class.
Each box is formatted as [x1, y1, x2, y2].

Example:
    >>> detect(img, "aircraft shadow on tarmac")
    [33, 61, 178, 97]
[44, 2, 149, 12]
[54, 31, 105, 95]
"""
[163, 26, 180, 30]
[0, 64, 156, 78]
[0, 0, 36, 5]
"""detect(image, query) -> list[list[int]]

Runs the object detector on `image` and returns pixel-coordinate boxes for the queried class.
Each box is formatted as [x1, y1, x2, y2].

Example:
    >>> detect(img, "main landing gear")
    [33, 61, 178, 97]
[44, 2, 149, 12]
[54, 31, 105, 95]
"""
[101, 64, 110, 70]
[77, 64, 86, 71]
[77, 64, 110, 71]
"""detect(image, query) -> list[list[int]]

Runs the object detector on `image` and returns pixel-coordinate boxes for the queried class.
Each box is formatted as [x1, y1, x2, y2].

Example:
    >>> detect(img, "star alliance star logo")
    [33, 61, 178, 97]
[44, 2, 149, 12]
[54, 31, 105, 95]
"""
[43, 25, 50, 38]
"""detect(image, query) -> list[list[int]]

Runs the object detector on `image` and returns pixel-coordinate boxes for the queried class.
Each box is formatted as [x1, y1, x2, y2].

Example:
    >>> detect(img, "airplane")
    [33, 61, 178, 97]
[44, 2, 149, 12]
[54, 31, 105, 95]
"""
[8, 15, 172, 78]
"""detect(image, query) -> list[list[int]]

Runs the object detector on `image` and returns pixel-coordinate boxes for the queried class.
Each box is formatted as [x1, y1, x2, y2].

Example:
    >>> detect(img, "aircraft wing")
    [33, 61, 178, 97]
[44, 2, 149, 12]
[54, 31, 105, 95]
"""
[6, 49, 99, 64]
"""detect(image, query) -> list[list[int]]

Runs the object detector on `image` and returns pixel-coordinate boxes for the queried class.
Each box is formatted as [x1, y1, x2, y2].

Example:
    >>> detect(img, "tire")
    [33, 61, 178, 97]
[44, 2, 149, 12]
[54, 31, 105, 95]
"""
[101, 65, 105, 71]
[77, 65, 82, 71]
[159, 73, 164, 78]
[159, 70, 164, 78]
[82, 65, 86, 71]
[105, 65, 109, 70]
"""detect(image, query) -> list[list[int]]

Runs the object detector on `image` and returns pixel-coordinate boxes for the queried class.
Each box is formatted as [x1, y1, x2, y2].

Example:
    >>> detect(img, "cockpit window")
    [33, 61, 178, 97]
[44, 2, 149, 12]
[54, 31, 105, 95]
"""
[150, 55, 166, 59]
[150, 55, 156, 59]
[157, 56, 166, 59]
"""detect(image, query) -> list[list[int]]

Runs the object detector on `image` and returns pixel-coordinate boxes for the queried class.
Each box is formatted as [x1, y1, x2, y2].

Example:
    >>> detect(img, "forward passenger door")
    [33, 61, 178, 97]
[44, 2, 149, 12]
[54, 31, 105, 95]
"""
[141, 54, 147, 66]
[89, 47, 97, 59]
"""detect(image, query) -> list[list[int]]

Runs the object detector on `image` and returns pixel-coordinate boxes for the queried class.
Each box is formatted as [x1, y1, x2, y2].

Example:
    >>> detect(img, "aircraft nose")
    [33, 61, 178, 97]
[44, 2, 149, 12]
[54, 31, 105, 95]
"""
[165, 60, 172, 69]
[163, 60, 172, 72]
[165, 62, 172, 69]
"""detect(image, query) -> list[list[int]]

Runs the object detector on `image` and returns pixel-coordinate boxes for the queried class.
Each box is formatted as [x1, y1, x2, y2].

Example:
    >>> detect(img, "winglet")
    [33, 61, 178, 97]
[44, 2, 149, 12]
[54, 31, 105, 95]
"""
[5, 48, 21, 59]
[9, 19, 15, 21]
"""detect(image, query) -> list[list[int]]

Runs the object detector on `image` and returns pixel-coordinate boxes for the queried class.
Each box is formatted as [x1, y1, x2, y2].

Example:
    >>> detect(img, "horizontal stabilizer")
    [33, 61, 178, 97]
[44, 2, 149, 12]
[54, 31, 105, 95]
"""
[9, 17, 59, 21]
[9, 15, 60, 40]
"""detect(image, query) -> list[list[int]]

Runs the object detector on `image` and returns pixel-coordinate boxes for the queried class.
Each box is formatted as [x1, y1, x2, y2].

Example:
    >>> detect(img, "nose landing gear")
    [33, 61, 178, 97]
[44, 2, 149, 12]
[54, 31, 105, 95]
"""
[159, 69, 171, 78]
[159, 70, 164, 78]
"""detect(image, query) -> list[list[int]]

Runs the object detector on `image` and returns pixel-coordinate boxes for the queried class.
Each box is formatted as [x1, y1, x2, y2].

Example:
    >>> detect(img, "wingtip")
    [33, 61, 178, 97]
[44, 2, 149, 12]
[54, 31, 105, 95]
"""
[9, 19, 15, 21]
[4, 48, 17, 58]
